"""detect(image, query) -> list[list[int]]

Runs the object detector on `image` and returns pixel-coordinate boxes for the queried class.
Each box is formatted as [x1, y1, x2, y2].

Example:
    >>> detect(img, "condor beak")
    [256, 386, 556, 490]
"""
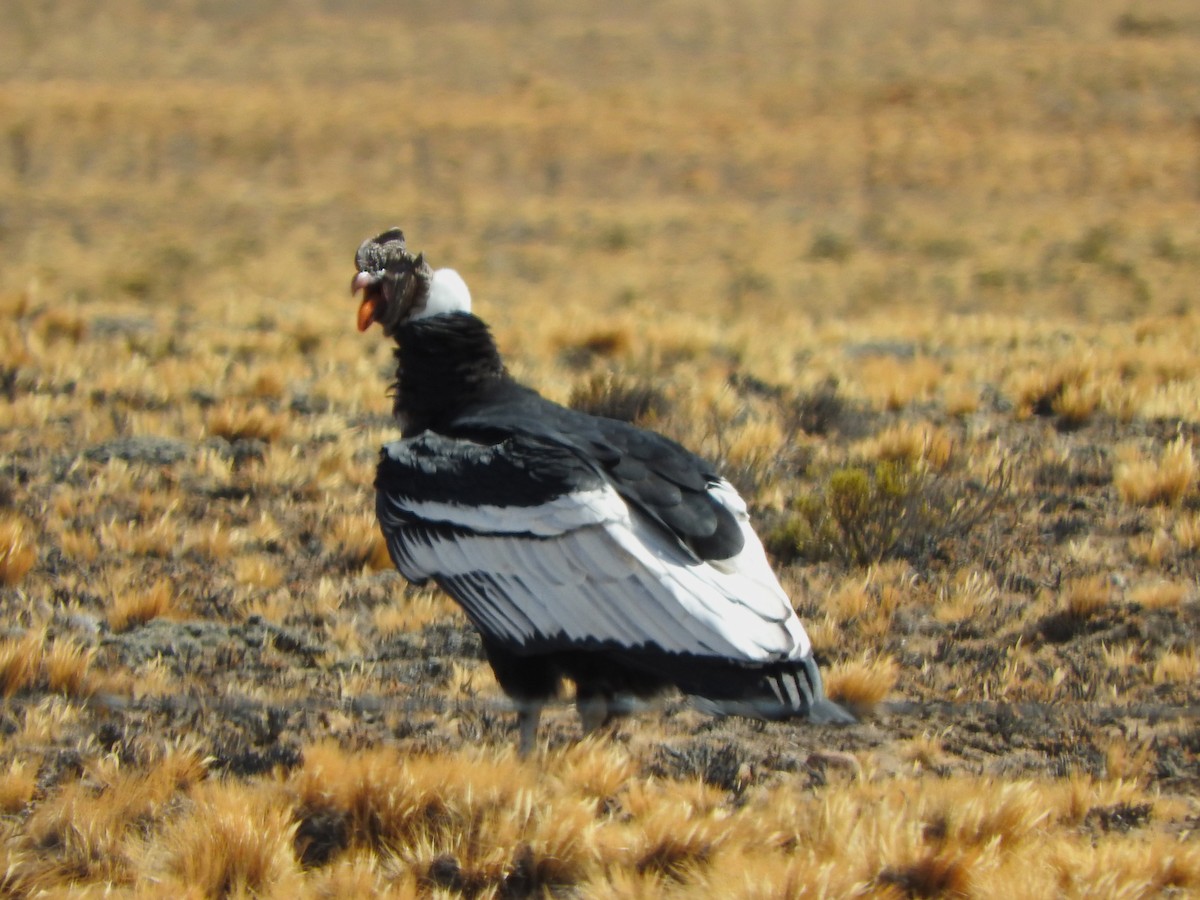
[351, 271, 379, 332]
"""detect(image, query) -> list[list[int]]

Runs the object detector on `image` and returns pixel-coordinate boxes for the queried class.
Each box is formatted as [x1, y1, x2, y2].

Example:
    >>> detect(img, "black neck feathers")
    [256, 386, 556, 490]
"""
[392, 312, 508, 433]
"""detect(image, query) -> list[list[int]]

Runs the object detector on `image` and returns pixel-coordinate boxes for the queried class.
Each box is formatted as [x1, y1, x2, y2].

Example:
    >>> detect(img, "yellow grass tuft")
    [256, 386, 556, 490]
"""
[1102, 734, 1154, 782]
[1127, 579, 1190, 610]
[857, 356, 943, 412]
[184, 521, 235, 560]
[625, 798, 730, 881]
[36, 307, 88, 345]
[249, 369, 286, 400]
[303, 850, 419, 898]
[824, 576, 874, 624]
[900, 731, 950, 774]
[0, 631, 45, 698]
[372, 588, 461, 637]
[1151, 649, 1199, 685]
[866, 422, 954, 471]
[943, 384, 980, 417]
[17, 743, 209, 890]
[328, 512, 392, 571]
[107, 577, 181, 632]
[934, 569, 999, 624]
[551, 740, 639, 809]
[824, 654, 899, 716]
[945, 780, 1051, 851]
[0, 632, 96, 699]
[42, 639, 95, 696]
[58, 528, 100, 563]
[1051, 381, 1100, 429]
[99, 511, 180, 559]
[206, 402, 287, 444]
[1115, 436, 1196, 507]
[1060, 575, 1113, 621]
[1129, 528, 1175, 567]
[148, 779, 301, 897]
[0, 515, 36, 587]
[1101, 643, 1140, 674]
[558, 324, 635, 361]
[721, 417, 786, 480]
[1010, 360, 1097, 423]
[0, 761, 36, 815]
[1173, 511, 1200, 554]
[234, 555, 285, 591]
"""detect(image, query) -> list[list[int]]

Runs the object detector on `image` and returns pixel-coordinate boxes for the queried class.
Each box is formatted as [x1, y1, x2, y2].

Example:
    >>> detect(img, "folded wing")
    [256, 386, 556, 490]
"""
[375, 432, 811, 663]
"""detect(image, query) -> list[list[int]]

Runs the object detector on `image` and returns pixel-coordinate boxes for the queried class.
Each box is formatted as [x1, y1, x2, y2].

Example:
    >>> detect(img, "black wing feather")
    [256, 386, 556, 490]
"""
[455, 386, 745, 560]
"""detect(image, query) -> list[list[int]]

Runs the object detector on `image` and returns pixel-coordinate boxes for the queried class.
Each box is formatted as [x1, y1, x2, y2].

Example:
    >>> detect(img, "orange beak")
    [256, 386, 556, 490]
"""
[356, 296, 377, 332]
[352, 271, 378, 332]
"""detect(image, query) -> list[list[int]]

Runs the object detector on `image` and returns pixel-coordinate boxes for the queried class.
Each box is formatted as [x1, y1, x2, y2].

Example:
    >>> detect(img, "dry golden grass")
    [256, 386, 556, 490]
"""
[1, 632, 95, 699]
[1, 0, 1199, 894]
[107, 577, 181, 632]
[0, 516, 36, 587]
[149, 779, 302, 896]
[1061, 574, 1116, 621]
[824, 653, 900, 715]
[0, 760, 36, 818]
[1115, 436, 1197, 507]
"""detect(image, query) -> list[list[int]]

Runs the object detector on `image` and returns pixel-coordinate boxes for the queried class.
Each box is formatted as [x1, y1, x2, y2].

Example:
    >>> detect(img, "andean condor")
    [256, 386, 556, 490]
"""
[352, 228, 854, 753]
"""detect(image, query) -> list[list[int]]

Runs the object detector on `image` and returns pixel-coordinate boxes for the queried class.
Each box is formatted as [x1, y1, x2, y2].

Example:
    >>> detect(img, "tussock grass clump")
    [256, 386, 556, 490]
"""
[150, 779, 301, 896]
[1115, 436, 1196, 507]
[289, 742, 535, 859]
[876, 849, 975, 897]
[107, 577, 180, 632]
[0, 632, 95, 699]
[824, 654, 900, 716]
[933, 568, 1000, 624]
[16, 744, 209, 891]
[558, 325, 635, 368]
[98, 511, 181, 559]
[569, 370, 670, 424]
[0, 761, 36, 815]
[372, 587, 462, 637]
[1062, 575, 1115, 621]
[1173, 511, 1200, 554]
[0, 515, 36, 587]
[42, 639, 95, 696]
[206, 402, 287, 444]
[290, 743, 604, 893]
[1127, 580, 1190, 610]
[1011, 361, 1103, 428]
[327, 512, 392, 572]
[865, 422, 955, 471]
[234, 555, 285, 591]
[857, 355, 945, 412]
[0, 632, 43, 699]
[1151, 649, 1199, 685]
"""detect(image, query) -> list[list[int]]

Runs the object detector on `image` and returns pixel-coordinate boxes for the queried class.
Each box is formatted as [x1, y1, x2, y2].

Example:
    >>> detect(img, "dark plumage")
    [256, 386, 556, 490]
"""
[352, 229, 853, 752]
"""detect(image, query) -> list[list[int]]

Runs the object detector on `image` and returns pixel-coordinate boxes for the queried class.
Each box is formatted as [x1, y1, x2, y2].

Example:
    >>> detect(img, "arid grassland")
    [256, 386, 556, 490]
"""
[2, 0, 1200, 896]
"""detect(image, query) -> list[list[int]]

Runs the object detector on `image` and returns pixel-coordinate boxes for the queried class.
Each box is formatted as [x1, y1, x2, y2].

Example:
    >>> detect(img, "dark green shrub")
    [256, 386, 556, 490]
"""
[770, 458, 1011, 568]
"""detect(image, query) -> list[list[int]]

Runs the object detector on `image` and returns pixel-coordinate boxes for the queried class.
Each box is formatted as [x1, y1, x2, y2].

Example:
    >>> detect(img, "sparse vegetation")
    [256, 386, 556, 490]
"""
[769, 456, 1011, 567]
[0, 0, 1198, 894]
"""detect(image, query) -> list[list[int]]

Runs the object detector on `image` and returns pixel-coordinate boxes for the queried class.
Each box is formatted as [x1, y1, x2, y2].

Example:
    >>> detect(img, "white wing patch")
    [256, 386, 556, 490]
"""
[380, 484, 626, 536]
[380, 477, 812, 663]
